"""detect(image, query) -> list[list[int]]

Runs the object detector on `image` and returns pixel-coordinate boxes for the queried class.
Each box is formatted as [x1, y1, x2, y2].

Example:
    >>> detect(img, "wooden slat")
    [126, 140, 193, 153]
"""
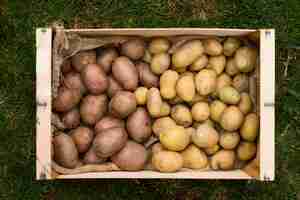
[65, 28, 256, 37]
[56, 170, 252, 179]
[259, 29, 275, 181]
[36, 28, 52, 180]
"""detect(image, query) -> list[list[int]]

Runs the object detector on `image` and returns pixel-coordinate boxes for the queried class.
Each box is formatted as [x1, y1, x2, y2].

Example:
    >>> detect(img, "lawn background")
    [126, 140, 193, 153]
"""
[0, 0, 299, 199]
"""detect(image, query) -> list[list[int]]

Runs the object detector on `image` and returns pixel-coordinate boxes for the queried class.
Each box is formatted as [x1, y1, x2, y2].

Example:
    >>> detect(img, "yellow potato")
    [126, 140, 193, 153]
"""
[152, 117, 177, 137]
[147, 87, 163, 117]
[232, 74, 249, 92]
[134, 87, 148, 105]
[185, 127, 196, 138]
[207, 55, 226, 75]
[180, 71, 194, 77]
[171, 104, 192, 127]
[181, 144, 208, 169]
[240, 113, 259, 142]
[151, 143, 166, 154]
[191, 102, 210, 122]
[149, 37, 170, 54]
[192, 119, 214, 129]
[160, 70, 179, 99]
[188, 93, 208, 106]
[237, 142, 257, 161]
[219, 86, 241, 104]
[211, 150, 235, 170]
[219, 132, 240, 149]
[152, 151, 183, 172]
[176, 74, 195, 102]
[210, 100, 227, 122]
[172, 40, 204, 68]
[203, 39, 223, 56]
[172, 66, 187, 73]
[159, 101, 171, 117]
[168, 96, 184, 105]
[216, 73, 232, 95]
[204, 144, 220, 155]
[220, 106, 244, 131]
[234, 47, 258, 72]
[225, 57, 239, 76]
[195, 69, 217, 95]
[238, 93, 253, 114]
[142, 49, 152, 63]
[191, 124, 219, 148]
[151, 53, 170, 75]
[190, 55, 208, 71]
[223, 37, 241, 56]
[160, 125, 190, 151]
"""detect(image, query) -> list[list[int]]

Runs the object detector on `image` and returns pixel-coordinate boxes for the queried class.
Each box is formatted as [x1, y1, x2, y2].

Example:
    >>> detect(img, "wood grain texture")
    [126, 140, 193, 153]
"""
[36, 28, 52, 180]
[259, 29, 275, 181]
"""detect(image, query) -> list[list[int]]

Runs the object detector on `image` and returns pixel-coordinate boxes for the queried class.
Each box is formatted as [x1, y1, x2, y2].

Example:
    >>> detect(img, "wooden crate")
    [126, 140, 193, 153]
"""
[36, 28, 275, 180]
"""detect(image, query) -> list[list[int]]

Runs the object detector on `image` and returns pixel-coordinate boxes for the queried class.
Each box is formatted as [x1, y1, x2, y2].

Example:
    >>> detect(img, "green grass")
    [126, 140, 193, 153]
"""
[0, 0, 299, 199]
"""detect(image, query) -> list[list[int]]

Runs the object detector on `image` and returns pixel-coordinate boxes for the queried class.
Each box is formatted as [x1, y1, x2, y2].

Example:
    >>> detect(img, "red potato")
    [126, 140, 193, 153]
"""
[112, 57, 139, 91]
[109, 91, 137, 118]
[107, 76, 123, 98]
[81, 64, 108, 94]
[136, 62, 159, 88]
[61, 108, 80, 129]
[83, 148, 106, 164]
[94, 116, 125, 134]
[96, 47, 119, 73]
[71, 50, 96, 72]
[61, 59, 72, 74]
[80, 94, 108, 125]
[70, 126, 94, 153]
[121, 39, 146, 60]
[53, 87, 81, 112]
[63, 71, 86, 94]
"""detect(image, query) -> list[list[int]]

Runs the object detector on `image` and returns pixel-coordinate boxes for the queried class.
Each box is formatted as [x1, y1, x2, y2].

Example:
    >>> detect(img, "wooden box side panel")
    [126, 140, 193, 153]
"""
[56, 170, 252, 179]
[259, 29, 275, 181]
[36, 28, 52, 180]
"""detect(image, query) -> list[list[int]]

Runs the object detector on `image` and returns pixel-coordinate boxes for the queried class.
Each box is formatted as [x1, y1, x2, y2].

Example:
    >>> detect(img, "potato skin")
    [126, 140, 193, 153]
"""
[237, 142, 257, 161]
[53, 132, 79, 168]
[151, 53, 170, 75]
[203, 39, 223, 56]
[211, 150, 235, 170]
[93, 127, 128, 158]
[96, 47, 118, 73]
[80, 94, 108, 125]
[112, 56, 138, 91]
[70, 126, 94, 153]
[225, 58, 239, 76]
[134, 87, 148, 105]
[63, 71, 86, 94]
[126, 107, 152, 143]
[94, 116, 125, 134]
[121, 39, 146, 60]
[107, 76, 123, 98]
[219, 86, 241, 104]
[232, 74, 249, 92]
[147, 88, 163, 117]
[172, 40, 204, 68]
[191, 102, 210, 122]
[192, 124, 219, 148]
[216, 73, 232, 95]
[61, 108, 80, 129]
[110, 91, 137, 118]
[238, 93, 252, 114]
[159, 125, 190, 151]
[219, 132, 240, 149]
[240, 113, 259, 142]
[152, 117, 177, 137]
[204, 144, 220, 155]
[111, 141, 148, 171]
[210, 100, 227, 122]
[207, 55, 226, 75]
[176, 74, 195, 102]
[223, 37, 241, 56]
[136, 62, 159, 88]
[160, 70, 179, 99]
[81, 64, 108, 94]
[72, 50, 96, 72]
[83, 148, 106, 164]
[181, 144, 208, 169]
[53, 87, 82, 112]
[151, 143, 166, 154]
[61, 59, 72, 74]
[171, 104, 192, 127]
[234, 47, 258, 72]
[149, 37, 170, 54]
[220, 106, 244, 131]
[190, 55, 208, 71]
[152, 151, 183, 172]
[195, 69, 217, 95]
[159, 101, 171, 117]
